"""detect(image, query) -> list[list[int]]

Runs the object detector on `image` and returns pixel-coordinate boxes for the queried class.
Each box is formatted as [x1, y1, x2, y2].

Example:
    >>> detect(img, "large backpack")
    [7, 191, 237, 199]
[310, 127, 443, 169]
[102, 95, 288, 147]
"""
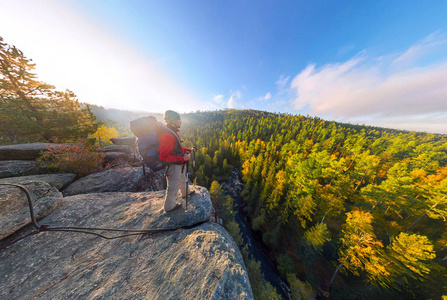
[129, 116, 165, 172]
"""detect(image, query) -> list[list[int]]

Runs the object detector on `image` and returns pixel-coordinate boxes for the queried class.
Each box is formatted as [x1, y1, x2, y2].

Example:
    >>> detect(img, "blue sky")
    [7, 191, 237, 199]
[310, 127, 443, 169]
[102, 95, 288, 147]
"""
[1, 0, 447, 133]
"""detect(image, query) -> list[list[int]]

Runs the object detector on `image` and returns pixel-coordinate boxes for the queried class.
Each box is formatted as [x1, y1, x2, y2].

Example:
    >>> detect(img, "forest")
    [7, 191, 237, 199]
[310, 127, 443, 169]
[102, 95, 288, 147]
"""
[178, 110, 447, 299]
[2, 35, 447, 299]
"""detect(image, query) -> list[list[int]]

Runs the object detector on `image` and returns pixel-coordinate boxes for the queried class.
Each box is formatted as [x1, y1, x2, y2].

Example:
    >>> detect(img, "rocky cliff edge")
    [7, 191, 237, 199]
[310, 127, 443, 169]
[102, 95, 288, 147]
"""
[0, 184, 253, 299]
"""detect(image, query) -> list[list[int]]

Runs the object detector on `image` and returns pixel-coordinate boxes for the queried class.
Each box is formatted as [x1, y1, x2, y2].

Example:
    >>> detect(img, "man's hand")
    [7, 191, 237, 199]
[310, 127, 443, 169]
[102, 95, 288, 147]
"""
[191, 147, 197, 152]
[184, 152, 191, 161]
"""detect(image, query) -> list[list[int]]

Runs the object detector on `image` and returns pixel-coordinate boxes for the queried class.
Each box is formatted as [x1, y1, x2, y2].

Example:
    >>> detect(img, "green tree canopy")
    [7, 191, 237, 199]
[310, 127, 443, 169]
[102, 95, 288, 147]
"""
[0, 36, 97, 143]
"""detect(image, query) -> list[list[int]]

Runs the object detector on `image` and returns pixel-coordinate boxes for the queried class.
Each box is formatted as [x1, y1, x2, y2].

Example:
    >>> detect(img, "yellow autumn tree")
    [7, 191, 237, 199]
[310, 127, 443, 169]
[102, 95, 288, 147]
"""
[387, 232, 436, 278]
[330, 209, 389, 288]
[304, 222, 331, 253]
[90, 125, 118, 147]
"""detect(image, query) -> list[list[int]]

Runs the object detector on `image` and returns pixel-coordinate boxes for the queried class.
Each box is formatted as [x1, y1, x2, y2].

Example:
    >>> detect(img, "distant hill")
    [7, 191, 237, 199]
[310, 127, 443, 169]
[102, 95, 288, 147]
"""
[86, 104, 163, 127]
[85, 104, 164, 135]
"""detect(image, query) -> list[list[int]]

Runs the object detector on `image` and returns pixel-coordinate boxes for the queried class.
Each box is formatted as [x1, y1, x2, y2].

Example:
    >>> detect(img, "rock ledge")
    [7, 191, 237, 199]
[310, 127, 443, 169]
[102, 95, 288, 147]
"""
[0, 185, 253, 299]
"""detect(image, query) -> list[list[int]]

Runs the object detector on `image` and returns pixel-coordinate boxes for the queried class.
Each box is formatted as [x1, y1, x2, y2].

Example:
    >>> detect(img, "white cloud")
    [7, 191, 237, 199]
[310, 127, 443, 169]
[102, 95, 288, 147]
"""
[269, 100, 288, 112]
[226, 90, 241, 109]
[276, 75, 290, 91]
[252, 92, 272, 103]
[290, 33, 447, 134]
[214, 95, 224, 104]
[391, 31, 447, 67]
[227, 97, 236, 109]
[337, 43, 356, 57]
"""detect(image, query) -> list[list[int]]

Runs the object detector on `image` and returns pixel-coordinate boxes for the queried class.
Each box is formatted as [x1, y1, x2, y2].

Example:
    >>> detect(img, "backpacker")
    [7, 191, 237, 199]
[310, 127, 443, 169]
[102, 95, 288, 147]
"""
[129, 116, 165, 172]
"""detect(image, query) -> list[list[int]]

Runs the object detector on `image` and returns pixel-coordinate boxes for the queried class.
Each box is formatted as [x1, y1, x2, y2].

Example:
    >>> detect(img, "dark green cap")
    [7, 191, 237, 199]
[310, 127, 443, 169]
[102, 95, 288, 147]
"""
[163, 110, 180, 124]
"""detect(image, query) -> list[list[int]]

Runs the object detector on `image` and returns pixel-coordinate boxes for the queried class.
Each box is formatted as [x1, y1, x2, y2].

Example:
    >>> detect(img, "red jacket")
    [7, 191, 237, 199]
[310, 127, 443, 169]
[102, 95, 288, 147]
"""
[157, 127, 191, 164]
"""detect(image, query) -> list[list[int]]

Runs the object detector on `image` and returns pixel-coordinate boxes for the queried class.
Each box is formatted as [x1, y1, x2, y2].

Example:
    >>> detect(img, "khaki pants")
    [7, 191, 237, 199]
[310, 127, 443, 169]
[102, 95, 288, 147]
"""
[164, 164, 188, 211]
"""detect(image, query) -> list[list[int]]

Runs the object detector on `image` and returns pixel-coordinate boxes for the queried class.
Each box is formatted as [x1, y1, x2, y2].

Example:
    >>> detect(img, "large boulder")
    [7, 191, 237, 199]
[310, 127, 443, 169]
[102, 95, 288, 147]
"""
[102, 145, 138, 167]
[62, 167, 162, 196]
[0, 173, 76, 190]
[0, 181, 63, 240]
[110, 136, 136, 146]
[0, 186, 253, 299]
[103, 152, 131, 168]
[103, 145, 133, 154]
[0, 160, 47, 179]
[0, 143, 58, 160]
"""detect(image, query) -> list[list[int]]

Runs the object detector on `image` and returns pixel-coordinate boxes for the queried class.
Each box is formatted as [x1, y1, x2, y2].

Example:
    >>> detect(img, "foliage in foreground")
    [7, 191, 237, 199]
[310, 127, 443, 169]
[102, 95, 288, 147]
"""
[37, 141, 106, 177]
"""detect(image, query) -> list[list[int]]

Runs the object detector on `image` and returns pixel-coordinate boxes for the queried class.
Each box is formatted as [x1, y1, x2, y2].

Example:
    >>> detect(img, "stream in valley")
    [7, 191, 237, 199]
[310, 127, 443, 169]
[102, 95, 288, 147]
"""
[222, 170, 291, 300]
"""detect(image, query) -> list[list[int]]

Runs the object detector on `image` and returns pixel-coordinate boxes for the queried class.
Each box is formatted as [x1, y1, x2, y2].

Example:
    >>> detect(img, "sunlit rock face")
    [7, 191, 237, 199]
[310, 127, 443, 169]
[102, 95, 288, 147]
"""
[61, 167, 163, 196]
[0, 143, 59, 161]
[0, 173, 76, 190]
[0, 181, 63, 240]
[0, 185, 253, 300]
[0, 160, 47, 179]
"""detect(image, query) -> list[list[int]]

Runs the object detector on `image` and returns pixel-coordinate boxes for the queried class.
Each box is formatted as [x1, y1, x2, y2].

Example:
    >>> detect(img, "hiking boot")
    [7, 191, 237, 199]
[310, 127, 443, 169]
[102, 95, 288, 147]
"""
[165, 203, 182, 212]
[182, 191, 195, 198]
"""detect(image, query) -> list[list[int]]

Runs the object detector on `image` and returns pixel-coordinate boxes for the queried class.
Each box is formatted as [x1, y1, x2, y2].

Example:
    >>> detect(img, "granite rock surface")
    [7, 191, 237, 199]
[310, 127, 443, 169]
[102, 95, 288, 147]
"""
[0, 143, 58, 160]
[62, 167, 162, 196]
[0, 160, 47, 179]
[0, 181, 63, 240]
[0, 185, 252, 299]
[0, 173, 76, 190]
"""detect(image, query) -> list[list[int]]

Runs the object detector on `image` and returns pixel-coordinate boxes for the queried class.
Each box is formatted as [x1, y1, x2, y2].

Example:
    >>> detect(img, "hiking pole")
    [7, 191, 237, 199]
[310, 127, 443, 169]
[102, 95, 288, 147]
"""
[193, 149, 196, 174]
[185, 153, 190, 210]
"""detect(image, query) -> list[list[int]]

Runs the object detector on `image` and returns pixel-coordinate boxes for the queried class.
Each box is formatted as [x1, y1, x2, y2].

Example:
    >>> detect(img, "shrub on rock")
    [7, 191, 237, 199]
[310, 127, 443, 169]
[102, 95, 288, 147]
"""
[37, 141, 106, 177]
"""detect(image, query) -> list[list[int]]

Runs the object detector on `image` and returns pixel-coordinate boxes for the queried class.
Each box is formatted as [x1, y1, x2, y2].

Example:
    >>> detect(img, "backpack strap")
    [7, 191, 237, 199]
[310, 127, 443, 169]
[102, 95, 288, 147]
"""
[139, 144, 157, 158]
[163, 126, 183, 147]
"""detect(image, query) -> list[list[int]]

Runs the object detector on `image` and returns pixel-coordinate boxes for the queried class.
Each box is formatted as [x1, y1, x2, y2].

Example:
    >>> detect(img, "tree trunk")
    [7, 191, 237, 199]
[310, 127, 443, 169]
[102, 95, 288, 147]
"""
[320, 210, 329, 224]
[375, 220, 392, 245]
[405, 200, 442, 232]
[344, 153, 357, 172]
[369, 201, 381, 213]
[314, 198, 325, 215]
[353, 176, 365, 194]
[329, 256, 348, 290]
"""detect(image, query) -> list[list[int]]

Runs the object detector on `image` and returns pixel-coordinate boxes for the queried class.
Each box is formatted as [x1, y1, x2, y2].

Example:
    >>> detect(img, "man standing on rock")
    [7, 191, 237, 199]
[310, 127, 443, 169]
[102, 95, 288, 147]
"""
[158, 110, 196, 212]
